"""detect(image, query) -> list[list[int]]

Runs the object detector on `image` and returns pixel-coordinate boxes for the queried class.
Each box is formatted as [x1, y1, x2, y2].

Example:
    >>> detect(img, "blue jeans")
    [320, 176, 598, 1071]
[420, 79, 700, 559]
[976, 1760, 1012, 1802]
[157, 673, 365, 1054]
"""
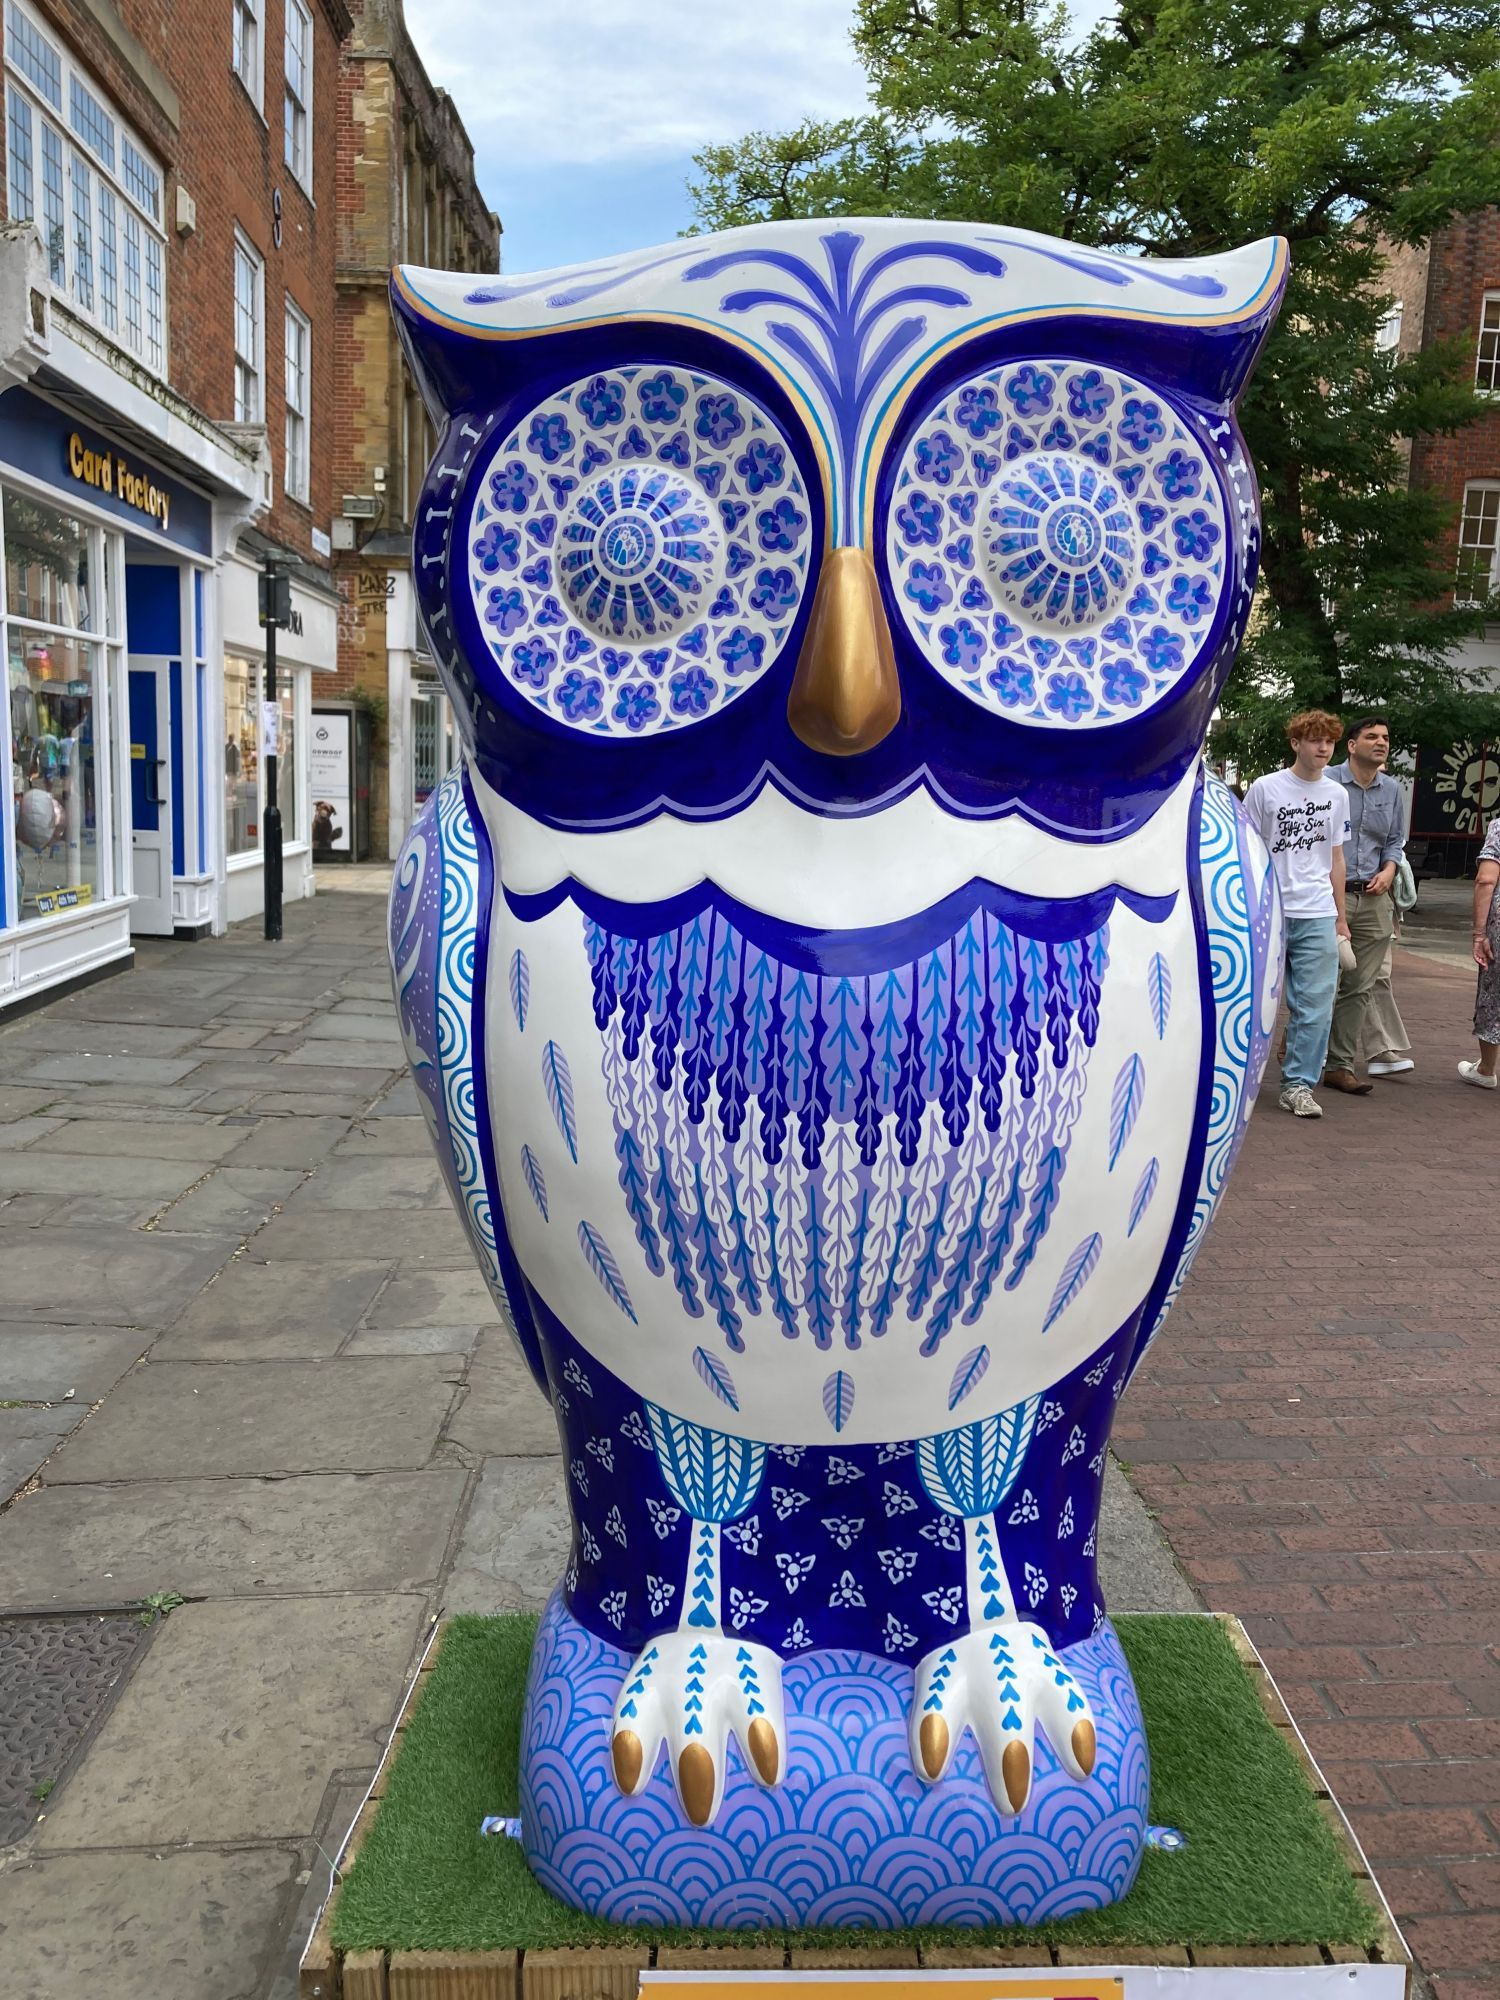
[1282, 916, 1339, 1088]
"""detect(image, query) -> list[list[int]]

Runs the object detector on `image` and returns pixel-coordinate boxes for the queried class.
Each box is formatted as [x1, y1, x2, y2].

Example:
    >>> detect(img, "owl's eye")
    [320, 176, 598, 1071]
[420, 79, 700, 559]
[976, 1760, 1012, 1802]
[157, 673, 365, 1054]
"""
[885, 360, 1231, 728]
[466, 366, 815, 737]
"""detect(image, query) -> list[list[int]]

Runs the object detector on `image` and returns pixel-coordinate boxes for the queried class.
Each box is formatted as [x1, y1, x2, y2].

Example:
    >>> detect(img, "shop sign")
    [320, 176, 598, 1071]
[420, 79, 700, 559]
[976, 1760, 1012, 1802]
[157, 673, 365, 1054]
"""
[0, 386, 212, 555]
[67, 433, 172, 533]
[34, 884, 93, 916]
[640, 1980, 1124, 1998]
[1413, 739, 1499, 839]
[310, 710, 352, 855]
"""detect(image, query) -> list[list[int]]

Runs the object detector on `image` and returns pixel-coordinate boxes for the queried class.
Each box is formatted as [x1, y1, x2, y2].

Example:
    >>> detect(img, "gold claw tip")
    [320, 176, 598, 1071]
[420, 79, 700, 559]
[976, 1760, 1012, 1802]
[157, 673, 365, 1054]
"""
[1072, 1718, 1097, 1778]
[611, 1729, 643, 1793]
[918, 1712, 950, 1780]
[1001, 1740, 1031, 1814]
[747, 1716, 780, 1785]
[678, 1743, 716, 1827]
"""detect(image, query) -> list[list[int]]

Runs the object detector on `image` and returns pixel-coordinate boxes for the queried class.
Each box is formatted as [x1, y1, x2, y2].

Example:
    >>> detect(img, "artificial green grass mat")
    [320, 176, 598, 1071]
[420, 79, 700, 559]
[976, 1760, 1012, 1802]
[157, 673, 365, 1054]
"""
[331, 1612, 1383, 1954]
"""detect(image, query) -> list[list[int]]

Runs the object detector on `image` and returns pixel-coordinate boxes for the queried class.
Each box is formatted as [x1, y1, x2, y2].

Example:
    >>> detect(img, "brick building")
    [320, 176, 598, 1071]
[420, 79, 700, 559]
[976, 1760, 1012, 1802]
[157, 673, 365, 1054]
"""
[1384, 215, 1500, 873]
[0, 0, 350, 1010]
[327, 0, 498, 864]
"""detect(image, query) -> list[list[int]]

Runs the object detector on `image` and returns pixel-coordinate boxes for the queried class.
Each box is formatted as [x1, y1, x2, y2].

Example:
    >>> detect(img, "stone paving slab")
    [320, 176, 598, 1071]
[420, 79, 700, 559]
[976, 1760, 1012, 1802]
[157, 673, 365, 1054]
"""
[4, 1019, 204, 1057]
[16, 1053, 204, 1087]
[31, 1116, 251, 1160]
[227, 1114, 351, 1166]
[248, 1208, 474, 1264]
[0, 1847, 298, 2000]
[38, 1593, 426, 1845]
[0, 1115, 66, 1148]
[0, 1470, 467, 1607]
[444, 1455, 573, 1615]
[335, 1116, 432, 1156]
[156, 1258, 391, 1359]
[344, 1324, 482, 1356]
[153, 1165, 306, 1236]
[0, 1084, 67, 1119]
[2, 1226, 234, 1326]
[289, 1154, 446, 1209]
[0, 1324, 148, 1402]
[0, 1151, 211, 1205]
[446, 1341, 561, 1459]
[0, 1404, 83, 1504]
[43, 1358, 460, 1481]
[366, 1266, 498, 1327]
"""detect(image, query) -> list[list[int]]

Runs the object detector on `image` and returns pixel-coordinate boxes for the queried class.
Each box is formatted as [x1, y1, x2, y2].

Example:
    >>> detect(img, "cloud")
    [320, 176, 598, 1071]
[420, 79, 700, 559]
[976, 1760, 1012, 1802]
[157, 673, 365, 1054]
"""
[405, 0, 872, 170]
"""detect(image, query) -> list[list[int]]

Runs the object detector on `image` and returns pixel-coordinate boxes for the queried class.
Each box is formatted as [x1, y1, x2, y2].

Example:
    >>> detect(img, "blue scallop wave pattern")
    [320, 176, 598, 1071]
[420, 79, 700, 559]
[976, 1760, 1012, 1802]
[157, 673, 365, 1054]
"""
[388, 771, 521, 1349]
[520, 1591, 1147, 1927]
[1138, 773, 1278, 1361]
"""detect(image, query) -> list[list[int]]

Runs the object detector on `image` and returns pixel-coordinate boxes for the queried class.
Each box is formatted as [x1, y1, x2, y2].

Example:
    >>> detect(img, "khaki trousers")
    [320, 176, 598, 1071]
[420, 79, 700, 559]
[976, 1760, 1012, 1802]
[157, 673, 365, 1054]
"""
[1327, 888, 1395, 1073]
[1361, 937, 1410, 1060]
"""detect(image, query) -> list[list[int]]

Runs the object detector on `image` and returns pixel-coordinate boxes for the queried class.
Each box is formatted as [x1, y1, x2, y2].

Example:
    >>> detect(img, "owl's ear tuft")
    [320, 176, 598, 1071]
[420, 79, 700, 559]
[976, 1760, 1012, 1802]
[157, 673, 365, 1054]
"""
[1174, 235, 1289, 410]
[391, 266, 509, 426]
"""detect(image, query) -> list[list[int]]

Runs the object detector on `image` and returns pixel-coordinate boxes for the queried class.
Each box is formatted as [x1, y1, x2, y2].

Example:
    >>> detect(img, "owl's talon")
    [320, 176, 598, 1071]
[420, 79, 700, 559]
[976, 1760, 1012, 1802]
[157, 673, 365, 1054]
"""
[912, 1620, 1096, 1816]
[610, 1629, 786, 1827]
[918, 1711, 950, 1779]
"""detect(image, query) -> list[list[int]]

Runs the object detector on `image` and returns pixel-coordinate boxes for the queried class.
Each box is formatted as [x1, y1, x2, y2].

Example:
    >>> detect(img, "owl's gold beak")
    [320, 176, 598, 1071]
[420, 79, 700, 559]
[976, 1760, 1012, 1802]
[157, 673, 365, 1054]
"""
[787, 547, 901, 757]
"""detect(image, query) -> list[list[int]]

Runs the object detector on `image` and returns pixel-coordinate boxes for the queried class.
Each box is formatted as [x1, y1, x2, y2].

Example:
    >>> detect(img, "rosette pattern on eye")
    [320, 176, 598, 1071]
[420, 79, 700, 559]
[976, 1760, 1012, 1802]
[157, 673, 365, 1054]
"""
[886, 359, 1231, 728]
[466, 365, 815, 739]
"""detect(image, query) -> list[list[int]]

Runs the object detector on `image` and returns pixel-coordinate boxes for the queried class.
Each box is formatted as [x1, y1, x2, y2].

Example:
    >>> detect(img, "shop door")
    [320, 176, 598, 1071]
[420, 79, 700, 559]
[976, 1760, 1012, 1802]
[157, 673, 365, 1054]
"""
[127, 663, 173, 935]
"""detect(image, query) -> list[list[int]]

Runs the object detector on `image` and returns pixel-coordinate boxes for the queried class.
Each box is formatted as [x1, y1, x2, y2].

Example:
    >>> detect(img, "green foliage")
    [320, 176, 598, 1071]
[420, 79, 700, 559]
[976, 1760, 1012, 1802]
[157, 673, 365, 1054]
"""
[689, 0, 1500, 774]
[137, 1589, 186, 1627]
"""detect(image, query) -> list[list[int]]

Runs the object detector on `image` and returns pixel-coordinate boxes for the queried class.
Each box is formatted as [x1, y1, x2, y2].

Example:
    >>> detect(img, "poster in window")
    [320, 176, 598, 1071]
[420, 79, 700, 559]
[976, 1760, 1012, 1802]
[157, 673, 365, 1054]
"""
[310, 708, 351, 856]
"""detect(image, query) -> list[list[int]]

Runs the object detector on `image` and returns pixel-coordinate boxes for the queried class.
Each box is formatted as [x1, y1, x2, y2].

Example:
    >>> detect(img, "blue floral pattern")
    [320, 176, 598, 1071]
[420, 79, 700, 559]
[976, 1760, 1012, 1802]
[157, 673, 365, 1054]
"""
[466, 365, 814, 739]
[886, 357, 1230, 727]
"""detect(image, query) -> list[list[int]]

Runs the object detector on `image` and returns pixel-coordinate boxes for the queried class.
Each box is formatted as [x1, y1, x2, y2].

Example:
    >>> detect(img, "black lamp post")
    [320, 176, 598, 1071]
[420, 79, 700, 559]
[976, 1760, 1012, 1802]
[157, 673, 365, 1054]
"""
[257, 558, 291, 942]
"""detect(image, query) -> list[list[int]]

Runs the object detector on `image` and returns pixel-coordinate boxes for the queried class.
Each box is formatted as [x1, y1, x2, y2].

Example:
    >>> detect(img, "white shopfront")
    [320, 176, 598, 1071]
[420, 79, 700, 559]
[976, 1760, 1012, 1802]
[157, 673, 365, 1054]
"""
[384, 564, 458, 857]
[219, 547, 338, 927]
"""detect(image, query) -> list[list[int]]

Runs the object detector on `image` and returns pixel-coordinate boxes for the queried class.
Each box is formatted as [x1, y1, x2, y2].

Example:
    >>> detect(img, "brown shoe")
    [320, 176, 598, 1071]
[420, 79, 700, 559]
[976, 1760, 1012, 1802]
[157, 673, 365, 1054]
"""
[1322, 1067, 1373, 1096]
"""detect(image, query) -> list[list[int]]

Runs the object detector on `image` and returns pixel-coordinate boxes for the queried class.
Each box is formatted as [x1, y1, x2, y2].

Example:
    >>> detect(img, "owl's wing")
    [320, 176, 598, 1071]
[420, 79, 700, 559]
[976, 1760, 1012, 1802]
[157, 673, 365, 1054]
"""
[389, 769, 549, 1392]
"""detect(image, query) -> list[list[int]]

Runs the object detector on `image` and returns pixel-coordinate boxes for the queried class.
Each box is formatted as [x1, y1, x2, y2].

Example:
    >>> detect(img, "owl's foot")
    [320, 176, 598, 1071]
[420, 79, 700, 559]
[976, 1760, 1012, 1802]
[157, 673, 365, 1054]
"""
[911, 1621, 1096, 1814]
[609, 1629, 785, 1828]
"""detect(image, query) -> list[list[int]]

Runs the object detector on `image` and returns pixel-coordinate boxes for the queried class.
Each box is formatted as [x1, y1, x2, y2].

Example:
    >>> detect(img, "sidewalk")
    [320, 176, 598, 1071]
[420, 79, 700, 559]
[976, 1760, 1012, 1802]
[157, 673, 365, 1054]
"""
[1122, 941, 1500, 2000]
[0, 873, 1194, 2000]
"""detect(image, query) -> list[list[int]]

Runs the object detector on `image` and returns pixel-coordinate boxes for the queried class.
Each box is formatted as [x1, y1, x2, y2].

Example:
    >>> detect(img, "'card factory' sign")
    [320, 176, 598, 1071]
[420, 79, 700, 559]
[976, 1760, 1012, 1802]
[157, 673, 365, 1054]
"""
[67, 432, 173, 534]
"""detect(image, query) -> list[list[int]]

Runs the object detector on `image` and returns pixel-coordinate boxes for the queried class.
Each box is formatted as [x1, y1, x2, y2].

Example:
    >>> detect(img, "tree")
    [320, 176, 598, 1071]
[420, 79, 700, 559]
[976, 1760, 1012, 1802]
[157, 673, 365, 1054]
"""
[689, 0, 1500, 771]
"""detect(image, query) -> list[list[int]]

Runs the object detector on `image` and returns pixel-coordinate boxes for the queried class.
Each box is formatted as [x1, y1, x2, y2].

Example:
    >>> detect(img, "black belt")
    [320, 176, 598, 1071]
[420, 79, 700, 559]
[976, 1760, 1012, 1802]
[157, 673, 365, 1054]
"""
[1347, 882, 1370, 894]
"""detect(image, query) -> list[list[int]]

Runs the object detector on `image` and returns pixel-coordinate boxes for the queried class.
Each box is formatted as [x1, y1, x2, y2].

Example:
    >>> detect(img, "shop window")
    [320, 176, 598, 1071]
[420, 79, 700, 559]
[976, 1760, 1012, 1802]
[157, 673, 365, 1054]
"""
[1456, 483, 1500, 606]
[224, 653, 299, 859]
[234, 234, 264, 423]
[284, 299, 310, 504]
[3, 1, 166, 373]
[1478, 295, 1500, 396]
[3, 489, 109, 923]
[232, 0, 261, 106]
[283, 0, 311, 192]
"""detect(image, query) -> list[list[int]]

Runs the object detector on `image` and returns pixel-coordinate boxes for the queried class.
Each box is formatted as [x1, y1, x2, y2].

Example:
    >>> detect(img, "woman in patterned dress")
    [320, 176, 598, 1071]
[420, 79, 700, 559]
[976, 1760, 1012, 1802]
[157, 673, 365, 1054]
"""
[1459, 819, 1500, 1089]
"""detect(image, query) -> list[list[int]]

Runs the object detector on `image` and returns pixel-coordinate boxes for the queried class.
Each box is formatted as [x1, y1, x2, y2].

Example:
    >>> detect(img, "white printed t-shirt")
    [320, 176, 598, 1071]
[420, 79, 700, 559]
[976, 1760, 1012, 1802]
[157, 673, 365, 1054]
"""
[1242, 769, 1351, 919]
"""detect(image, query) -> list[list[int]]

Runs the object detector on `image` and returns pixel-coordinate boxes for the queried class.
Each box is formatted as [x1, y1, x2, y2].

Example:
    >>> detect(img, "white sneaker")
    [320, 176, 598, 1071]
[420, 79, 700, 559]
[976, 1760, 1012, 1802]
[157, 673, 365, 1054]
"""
[1279, 1085, 1323, 1118]
[1366, 1057, 1415, 1076]
[1458, 1061, 1498, 1091]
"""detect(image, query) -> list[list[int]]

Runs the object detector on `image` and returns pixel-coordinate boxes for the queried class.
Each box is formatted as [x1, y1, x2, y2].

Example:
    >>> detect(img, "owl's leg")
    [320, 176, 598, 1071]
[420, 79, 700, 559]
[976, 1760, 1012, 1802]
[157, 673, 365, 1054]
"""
[609, 1410, 784, 1828]
[910, 1404, 1096, 1813]
[911, 1513, 1096, 1812]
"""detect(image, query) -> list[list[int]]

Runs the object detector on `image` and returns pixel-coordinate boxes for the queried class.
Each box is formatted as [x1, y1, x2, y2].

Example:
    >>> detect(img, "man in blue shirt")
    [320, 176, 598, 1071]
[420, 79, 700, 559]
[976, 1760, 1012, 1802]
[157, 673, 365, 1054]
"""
[1325, 716, 1408, 1093]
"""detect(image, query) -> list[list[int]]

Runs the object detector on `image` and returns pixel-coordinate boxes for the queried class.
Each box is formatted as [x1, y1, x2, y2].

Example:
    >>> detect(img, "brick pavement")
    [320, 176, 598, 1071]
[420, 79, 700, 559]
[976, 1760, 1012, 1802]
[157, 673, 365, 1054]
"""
[1122, 945, 1500, 2000]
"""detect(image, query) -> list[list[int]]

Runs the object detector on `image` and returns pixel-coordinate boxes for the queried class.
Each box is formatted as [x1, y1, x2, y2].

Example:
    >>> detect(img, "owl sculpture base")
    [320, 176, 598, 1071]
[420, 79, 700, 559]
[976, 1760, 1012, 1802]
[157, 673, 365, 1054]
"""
[389, 219, 1287, 1927]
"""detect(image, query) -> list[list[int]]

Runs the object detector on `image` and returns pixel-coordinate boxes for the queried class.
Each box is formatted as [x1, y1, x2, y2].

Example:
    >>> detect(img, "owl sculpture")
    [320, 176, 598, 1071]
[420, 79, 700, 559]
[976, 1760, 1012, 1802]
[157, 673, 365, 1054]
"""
[388, 220, 1287, 1928]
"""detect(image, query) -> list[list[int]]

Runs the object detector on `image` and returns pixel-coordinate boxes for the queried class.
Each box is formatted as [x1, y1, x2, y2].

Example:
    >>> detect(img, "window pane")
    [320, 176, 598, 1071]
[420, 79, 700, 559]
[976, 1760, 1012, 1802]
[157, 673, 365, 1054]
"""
[96, 181, 118, 330]
[68, 73, 114, 170]
[8, 624, 101, 922]
[69, 147, 93, 311]
[224, 652, 259, 857]
[122, 209, 143, 351]
[40, 118, 65, 283]
[6, 9, 61, 109]
[278, 684, 297, 842]
[120, 136, 159, 221]
[4, 488, 89, 628]
[6, 86, 34, 220]
[144, 231, 163, 369]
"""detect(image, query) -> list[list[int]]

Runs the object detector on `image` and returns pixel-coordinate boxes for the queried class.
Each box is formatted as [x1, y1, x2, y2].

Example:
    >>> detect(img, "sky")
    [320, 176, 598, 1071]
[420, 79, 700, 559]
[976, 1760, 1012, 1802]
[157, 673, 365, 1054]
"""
[404, 0, 875, 275]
